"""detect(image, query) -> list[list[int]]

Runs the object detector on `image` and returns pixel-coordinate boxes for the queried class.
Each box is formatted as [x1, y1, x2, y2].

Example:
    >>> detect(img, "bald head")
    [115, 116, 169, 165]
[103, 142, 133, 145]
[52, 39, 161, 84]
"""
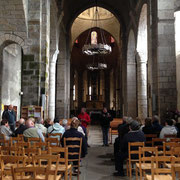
[25, 118, 35, 128]
[8, 104, 13, 111]
[18, 118, 25, 125]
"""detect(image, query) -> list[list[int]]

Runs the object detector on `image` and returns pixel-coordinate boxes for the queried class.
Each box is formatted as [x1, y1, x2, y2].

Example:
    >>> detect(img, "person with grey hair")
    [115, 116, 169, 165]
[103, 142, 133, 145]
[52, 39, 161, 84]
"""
[62, 119, 70, 131]
[2, 104, 16, 132]
[23, 118, 45, 142]
[35, 117, 47, 134]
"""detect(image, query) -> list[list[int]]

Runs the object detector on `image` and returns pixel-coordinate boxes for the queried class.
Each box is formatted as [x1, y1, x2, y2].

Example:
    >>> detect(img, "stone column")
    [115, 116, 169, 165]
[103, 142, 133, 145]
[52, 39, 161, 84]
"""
[49, 50, 59, 120]
[137, 53, 148, 120]
[157, 0, 177, 120]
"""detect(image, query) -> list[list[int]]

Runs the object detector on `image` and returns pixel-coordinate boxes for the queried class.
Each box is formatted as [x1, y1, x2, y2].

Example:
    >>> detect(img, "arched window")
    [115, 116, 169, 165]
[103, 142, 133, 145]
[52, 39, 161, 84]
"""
[91, 31, 97, 45]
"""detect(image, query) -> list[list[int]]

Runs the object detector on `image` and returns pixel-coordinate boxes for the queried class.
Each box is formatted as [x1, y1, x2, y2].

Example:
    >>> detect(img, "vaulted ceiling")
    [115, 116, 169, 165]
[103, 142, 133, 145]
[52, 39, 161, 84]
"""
[57, 0, 139, 32]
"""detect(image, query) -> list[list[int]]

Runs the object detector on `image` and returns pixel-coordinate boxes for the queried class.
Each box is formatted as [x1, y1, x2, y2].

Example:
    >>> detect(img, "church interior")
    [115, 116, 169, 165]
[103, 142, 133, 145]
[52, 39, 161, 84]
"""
[1, 0, 180, 179]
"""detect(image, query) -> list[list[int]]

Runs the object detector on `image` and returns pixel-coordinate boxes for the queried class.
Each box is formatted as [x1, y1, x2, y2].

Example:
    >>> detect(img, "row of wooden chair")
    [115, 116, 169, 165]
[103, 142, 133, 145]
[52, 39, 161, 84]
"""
[127, 141, 180, 179]
[0, 137, 83, 180]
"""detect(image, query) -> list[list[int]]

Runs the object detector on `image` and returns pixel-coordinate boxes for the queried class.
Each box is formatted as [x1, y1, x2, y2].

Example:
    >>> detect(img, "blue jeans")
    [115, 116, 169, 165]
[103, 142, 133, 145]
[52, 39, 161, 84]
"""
[102, 127, 109, 145]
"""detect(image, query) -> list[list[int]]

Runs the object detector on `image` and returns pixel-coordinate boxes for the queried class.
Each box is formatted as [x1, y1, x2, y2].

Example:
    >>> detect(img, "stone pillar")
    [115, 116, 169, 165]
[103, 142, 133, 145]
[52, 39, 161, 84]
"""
[175, 11, 180, 110]
[137, 53, 148, 120]
[78, 70, 83, 109]
[157, 0, 177, 120]
[49, 50, 59, 120]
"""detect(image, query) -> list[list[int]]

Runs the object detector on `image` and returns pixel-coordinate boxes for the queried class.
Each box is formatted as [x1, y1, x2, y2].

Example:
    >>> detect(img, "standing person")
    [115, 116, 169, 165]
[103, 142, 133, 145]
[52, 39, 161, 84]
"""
[2, 104, 16, 132]
[78, 107, 91, 146]
[100, 107, 113, 146]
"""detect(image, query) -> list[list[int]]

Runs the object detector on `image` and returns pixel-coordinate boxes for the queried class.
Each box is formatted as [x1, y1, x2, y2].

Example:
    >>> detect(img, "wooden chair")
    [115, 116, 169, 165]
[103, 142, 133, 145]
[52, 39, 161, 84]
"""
[64, 137, 82, 180]
[135, 146, 158, 180]
[171, 146, 180, 157]
[145, 134, 157, 146]
[49, 147, 72, 180]
[27, 137, 42, 145]
[164, 134, 177, 139]
[152, 138, 166, 153]
[11, 166, 50, 180]
[0, 146, 25, 156]
[24, 148, 41, 164]
[0, 155, 27, 177]
[172, 165, 180, 180]
[171, 138, 180, 142]
[17, 134, 24, 141]
[48, 133, 62, 146]
[0, 134, 10, 147]
[163, 142, 180, 156]
[46, 137, 59, 147]
[10, 136, 23, 146]
[32, 154, 61, 180]
[14, 142, 31, 148]
[127, 142, 144, 179]
[145, 156, 174, 180]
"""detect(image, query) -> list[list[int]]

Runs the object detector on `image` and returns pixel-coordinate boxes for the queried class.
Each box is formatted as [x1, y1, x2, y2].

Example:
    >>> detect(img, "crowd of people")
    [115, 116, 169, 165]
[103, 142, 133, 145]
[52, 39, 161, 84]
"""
[113, 115, 180, 176]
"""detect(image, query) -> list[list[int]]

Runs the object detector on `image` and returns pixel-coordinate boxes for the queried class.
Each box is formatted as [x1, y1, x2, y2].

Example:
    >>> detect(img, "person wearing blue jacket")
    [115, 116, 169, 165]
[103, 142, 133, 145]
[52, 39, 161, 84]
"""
[47, 118, 65, 141]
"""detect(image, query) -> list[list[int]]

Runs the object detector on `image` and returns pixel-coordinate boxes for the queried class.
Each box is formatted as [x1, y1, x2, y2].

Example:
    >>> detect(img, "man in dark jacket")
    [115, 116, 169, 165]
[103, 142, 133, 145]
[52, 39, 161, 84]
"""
[114, 120, 145, 176]
[100, 107, 113, 146]
[61, 117, 87, 173]
[14, 118, 27, 137]
[2, 105, 16, 132]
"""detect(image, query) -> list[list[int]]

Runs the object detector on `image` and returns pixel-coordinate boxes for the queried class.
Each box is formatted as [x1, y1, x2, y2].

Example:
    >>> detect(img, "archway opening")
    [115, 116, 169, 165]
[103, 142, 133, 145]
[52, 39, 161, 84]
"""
[0, 43, 22, 119]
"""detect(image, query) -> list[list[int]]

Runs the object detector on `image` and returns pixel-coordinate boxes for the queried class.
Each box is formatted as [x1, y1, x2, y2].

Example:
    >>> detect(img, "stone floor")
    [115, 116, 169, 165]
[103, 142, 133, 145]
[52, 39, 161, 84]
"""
[73, 125, 130, 180]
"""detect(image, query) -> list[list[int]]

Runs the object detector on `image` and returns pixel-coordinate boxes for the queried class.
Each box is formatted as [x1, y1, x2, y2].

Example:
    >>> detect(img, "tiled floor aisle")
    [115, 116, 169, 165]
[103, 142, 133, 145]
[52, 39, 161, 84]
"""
[73, 125, 129, 180]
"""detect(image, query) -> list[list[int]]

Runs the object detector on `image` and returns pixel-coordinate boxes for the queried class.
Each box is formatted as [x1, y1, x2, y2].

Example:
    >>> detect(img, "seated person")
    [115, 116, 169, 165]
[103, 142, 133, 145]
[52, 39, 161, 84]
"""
[47, 118, 65, 141]
[14, 118, 27, 137]
[0, 119, 12, 140]
[114, 120, 145, 176]
[44, 118, 53, 129]
[142, 117, 155, 134]
[152, 115, 162, 134]
[35, 117, 47, 134]
[160, 119, 177, 138]
[23, 118, 45, 142]
[62, 119, 70, 131]
[61, 118, 87, 173]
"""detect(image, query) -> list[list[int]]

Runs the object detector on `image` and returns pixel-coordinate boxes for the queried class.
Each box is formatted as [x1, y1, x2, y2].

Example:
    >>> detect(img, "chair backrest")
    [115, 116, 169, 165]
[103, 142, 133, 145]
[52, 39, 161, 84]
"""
[0, 146, 25, 156]
[0, 134, 9, 146]
[33, 154, 60, 177]
[171, 138, 180, 142]
[11, 166, 48, 180]
[0, 155, 27, 176]
[163, 141, 180, 156]
[27, 137, 42, 144]
[14, 142, 31, 148]
[145, 134, 157, 146]
[171, 157, 180, 180]
[150, 156, 175, 178]
[64, 137, 82, 164]
[138, 146, 158, 163]
[164, 134, 177, 138]
[128, 142, 144, 160]
[171, 146, 180, 157]
[49, 146, 68, 166]
[152, 138, 166, 150]
[10, 136, 24, 146]
[24, 148, 41, 164]
[48, 133, 62, 139]
[45, 137, 59, 147]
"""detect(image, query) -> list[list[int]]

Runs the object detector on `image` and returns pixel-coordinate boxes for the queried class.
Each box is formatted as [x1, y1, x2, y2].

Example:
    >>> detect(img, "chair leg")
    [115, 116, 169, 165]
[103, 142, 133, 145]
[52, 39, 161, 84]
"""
[126, 160, 129, 176]
[135, 166, 138, 180]
[69, 166, 72, 180]
[129, 162, 132, 179]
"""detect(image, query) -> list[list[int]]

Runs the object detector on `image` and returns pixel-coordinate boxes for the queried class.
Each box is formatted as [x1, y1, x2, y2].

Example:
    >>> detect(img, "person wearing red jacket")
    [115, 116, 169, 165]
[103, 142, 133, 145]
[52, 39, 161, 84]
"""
[78, 108, 91, 128]
[78, 107, 91, 147]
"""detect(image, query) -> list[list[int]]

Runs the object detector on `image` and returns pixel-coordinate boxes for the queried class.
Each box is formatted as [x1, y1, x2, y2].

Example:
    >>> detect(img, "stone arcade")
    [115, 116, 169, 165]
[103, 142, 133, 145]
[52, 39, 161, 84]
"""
[0, 0, 179, 124]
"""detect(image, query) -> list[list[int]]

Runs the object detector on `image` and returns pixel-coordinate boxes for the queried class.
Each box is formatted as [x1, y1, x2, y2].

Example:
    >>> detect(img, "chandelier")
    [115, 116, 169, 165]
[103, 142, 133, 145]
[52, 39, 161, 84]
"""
[86, 55, 107, 71]
[82, 5, 112, 56]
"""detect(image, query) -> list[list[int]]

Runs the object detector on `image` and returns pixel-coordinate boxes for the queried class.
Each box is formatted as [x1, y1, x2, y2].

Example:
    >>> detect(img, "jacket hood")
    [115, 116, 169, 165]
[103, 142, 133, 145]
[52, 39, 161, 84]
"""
[164, 125, 177, 133]
[52, 123, 63, 131]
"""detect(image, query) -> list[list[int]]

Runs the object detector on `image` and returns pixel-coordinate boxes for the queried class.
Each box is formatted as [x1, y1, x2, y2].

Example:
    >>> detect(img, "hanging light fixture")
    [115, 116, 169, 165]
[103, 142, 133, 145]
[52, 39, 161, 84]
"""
[82, 2, 112, 56]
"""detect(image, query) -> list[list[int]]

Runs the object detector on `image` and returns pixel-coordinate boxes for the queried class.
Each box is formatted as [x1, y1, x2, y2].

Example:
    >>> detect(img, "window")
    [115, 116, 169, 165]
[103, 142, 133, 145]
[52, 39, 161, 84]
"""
[91, 31, 97, 45]
[73, 85, 76, 101]
[89, 86, 92, 100]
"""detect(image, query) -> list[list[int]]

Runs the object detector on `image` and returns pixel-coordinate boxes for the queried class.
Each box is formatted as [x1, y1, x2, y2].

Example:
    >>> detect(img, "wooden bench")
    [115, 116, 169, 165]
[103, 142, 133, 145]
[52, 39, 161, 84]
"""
[109, 118, 123, 144]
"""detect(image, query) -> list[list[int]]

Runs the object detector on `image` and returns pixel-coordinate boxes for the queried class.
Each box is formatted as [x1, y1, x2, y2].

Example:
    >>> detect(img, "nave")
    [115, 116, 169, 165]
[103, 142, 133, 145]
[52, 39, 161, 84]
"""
[77, 125, 128, 180]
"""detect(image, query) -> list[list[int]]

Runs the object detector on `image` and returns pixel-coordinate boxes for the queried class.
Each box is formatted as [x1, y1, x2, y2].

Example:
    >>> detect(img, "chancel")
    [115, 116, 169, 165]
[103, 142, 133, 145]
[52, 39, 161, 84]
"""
[1, 0, 180, 179]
